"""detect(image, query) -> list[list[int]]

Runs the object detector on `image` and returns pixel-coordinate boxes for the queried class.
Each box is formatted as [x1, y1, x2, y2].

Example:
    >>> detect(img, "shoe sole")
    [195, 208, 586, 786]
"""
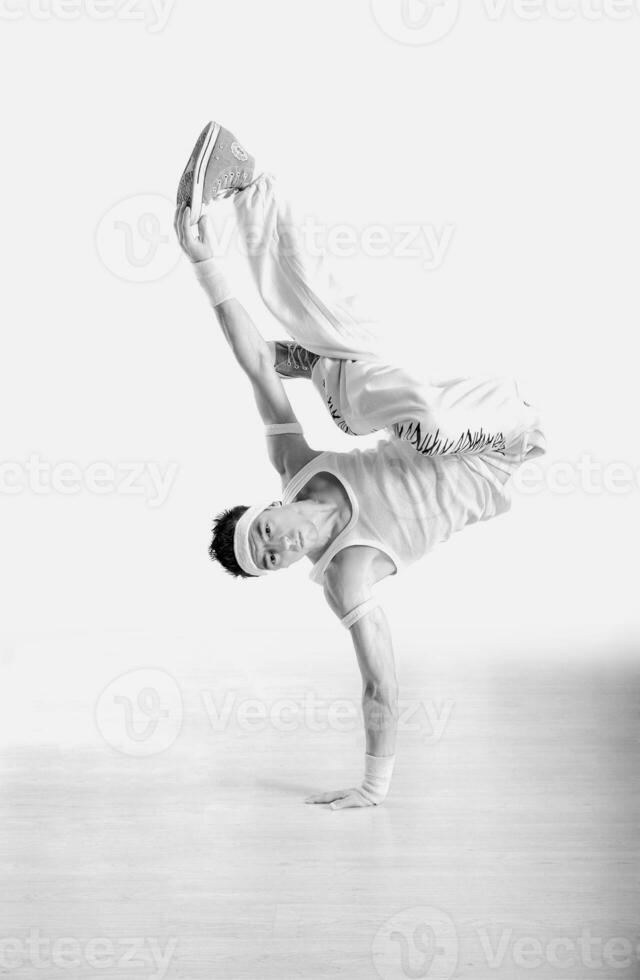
[176, 122, 212, 207]
[190, 121, 221, 224]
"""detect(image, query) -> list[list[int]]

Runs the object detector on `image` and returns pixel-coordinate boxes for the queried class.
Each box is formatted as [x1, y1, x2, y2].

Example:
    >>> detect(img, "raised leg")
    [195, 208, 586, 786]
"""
[232, 174, 385, 363]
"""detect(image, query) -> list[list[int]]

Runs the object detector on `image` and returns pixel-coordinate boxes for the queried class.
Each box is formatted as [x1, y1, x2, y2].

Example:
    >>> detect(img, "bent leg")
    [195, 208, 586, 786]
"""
[231, 175, 545, 462]
[313, 357, 546, 462]
[388, 373, 544, 458]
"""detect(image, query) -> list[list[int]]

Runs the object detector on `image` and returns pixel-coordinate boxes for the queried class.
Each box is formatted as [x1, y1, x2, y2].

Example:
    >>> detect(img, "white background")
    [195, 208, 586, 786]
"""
[1, 0, 639, 746]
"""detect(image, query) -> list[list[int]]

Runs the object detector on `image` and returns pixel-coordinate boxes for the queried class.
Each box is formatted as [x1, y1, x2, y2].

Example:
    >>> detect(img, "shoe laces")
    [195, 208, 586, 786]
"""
[213, 170, 248, 196]
[286, 344, 313, 372]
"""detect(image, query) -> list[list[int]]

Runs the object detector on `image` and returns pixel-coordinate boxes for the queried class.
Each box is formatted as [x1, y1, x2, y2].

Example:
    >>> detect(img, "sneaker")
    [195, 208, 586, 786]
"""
[269, 341, 320, 379]
[176, 121, 255, 221]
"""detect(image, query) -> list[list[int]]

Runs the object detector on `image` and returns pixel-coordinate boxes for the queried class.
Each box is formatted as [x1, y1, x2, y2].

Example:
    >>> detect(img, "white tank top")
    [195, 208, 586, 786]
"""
[282, 436, 520, 585]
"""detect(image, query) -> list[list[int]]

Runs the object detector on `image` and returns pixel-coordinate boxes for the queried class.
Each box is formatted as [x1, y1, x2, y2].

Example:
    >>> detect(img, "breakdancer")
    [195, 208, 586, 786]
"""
[175, 122, 545, 809]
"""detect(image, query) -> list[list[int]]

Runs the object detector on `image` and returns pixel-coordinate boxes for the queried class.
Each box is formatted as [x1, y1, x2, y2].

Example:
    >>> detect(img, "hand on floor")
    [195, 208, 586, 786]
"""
[305, 788, 376, 810]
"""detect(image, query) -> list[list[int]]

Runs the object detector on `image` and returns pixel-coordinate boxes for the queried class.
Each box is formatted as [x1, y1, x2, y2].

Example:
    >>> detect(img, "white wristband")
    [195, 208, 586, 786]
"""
[359, 753, 396, 805]
[193, 257, 233, 307]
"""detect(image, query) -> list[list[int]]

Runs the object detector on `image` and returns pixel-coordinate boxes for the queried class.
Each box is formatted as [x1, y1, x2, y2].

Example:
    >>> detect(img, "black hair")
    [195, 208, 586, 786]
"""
[209, 505, 257, 580]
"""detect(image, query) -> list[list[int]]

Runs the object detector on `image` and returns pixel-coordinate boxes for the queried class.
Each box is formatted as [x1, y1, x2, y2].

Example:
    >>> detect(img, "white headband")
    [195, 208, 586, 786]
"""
[233, 500, 281, 577]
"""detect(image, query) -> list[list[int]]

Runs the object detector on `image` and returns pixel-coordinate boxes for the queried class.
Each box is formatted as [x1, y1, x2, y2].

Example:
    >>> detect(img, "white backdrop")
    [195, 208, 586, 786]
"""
[1, 0, 638, 660]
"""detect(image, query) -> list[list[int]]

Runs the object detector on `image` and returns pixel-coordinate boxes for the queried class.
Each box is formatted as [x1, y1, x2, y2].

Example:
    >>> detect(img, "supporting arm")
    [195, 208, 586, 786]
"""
[350, 606, 399, 760]
[306, 547, 399, 810]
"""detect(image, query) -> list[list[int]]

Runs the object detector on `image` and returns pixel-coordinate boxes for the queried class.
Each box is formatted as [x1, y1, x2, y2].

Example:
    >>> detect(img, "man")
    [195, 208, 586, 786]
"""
[175, 121, 546, 810]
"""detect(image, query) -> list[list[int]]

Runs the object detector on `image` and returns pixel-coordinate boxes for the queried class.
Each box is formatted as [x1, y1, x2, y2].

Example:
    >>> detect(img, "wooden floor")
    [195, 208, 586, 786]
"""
[1, 628, 639, 980]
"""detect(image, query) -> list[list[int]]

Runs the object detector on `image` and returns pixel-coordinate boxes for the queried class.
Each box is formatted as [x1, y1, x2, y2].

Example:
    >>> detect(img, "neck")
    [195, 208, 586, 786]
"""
[298, 498, 347, 556]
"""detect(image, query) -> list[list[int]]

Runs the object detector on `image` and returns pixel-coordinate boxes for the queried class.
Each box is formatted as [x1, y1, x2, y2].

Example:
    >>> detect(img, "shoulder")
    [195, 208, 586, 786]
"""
[267, 431, 322, 484]
[322, 546, 380, 617]
[280, 445, 324, 491]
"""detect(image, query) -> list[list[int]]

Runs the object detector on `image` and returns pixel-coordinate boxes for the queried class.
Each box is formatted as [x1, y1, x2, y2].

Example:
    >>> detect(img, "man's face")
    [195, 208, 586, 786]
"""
[249, 503, 320, 572]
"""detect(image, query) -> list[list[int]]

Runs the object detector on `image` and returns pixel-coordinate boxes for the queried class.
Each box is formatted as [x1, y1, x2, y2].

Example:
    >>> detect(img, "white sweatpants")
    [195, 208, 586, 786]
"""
[232, 174, 545, 461]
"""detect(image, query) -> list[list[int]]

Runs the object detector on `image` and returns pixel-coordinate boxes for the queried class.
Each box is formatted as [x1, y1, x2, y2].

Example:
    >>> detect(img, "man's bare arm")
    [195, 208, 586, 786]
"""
[349, 609, 399, 758]
[323, 549, 399, 757]
[175, 204, 313, 475]
[306, 547, 399, 809]
[213, 298, 295, 421]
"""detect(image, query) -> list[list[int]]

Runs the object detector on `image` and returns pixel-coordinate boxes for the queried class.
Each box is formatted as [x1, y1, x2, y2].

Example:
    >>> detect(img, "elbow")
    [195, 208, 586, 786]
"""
[363, 679, 399, 710]
[255, 348, 274, 374]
